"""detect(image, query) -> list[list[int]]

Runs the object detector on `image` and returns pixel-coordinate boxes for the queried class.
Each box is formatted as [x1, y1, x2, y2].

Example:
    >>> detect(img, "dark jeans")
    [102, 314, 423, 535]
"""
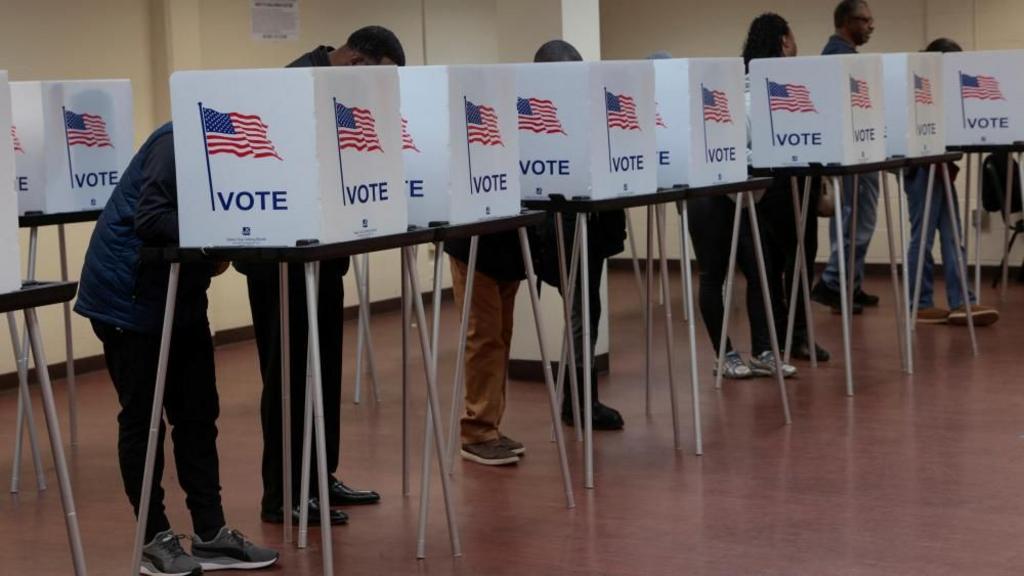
[687, 194, 778, 356]
[757, 180, 820, 342]
[92, 319, 224, 543]
[245, 262, 343, 513]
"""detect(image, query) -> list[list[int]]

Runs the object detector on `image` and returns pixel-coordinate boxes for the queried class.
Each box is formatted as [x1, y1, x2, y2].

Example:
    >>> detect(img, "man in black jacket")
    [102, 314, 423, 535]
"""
[237, 26, 405, 526]
[535, 40, 625, 431]
[77, 127, 278, 574]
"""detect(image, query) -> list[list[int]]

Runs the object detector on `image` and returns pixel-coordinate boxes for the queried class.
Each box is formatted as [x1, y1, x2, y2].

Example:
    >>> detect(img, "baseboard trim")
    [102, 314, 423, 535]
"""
[608, 257, 1023, 277]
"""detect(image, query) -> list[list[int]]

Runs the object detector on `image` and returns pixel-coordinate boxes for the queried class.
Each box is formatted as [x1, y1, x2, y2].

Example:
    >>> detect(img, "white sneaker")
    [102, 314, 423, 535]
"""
[713, 351, 754, 379]
[749, 351, 797, 378]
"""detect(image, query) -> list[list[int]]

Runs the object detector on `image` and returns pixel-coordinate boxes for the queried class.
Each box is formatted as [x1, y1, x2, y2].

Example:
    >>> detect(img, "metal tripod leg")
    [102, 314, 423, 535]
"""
[655, 205, 683, 450]
[679, 199, 703, 455]
[942, 163, 978, 357]
[445, 237, 478, 475]
[713, 195, 743, 390]
[831, 177, 855, 396]
[912, 165, 937, 329]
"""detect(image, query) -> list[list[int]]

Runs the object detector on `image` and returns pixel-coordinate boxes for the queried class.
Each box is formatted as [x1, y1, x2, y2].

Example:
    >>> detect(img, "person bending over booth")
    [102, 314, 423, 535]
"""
[77, 127, 278, 574]
[236, 26, 405, 527]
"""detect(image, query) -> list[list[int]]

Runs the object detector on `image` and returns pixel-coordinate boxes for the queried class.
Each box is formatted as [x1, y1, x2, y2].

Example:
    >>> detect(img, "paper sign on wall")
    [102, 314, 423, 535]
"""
[10, 80, 133, 215]
[515, 60, 656, 200]
[750, 54, 885, 168]
[652, 57, 746, 187]
[171, 66, 407, 247]
[399, 65, 521, 228]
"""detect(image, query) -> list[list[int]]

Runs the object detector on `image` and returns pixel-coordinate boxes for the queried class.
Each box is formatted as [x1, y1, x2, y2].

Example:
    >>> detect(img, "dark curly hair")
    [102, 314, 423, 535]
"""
[741, 13, 791, 73]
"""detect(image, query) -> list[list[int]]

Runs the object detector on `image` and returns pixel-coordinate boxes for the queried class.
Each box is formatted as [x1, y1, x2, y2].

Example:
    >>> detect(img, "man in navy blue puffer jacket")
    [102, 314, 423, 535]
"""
[76, 127, 278, 574]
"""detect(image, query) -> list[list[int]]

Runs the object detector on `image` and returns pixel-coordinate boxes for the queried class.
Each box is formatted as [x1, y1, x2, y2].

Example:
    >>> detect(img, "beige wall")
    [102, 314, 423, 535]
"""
[601, 0, 1024, 271]
[0, 0, 572, 375]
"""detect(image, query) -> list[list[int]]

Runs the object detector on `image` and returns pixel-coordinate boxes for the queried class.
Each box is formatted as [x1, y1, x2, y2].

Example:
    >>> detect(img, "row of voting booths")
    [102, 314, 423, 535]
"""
[2, 48, 1024, 575]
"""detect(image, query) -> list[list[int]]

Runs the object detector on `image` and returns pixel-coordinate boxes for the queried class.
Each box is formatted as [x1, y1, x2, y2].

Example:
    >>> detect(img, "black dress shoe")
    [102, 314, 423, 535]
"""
[328, 477, 380, 506]
[561, 402, 624, 431]
[261, 497, 348, 526]
[854, 289, 879, 307]
[789, 339, 831, 362]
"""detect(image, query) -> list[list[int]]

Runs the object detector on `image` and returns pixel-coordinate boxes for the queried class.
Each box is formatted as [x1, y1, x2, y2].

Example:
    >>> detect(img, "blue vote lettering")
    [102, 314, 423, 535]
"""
[73, 170, 119, 189]
[916, 123, 937, 136]
[967, 116, 1009, 129]
[215, 190, 288, 211]
[853, 128, 876, 142]
[343, 182, 389, 206]
[774, 132, 822, 146]
[471, 173, 508, 194]
[519, 159, 570, 176]
[658, 151, 671, 166]
[407, 179, 424, 198]
[15, 177, 28, 192]
[611, 155, 643, 172]
[705, 146, 736, 163]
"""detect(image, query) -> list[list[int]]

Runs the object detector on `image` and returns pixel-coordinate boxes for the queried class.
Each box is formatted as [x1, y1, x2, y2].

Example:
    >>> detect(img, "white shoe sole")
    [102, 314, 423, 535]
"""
[196, 557, 279, 571]
[140, 563, 199, 576]
[460, 449, 519, 466]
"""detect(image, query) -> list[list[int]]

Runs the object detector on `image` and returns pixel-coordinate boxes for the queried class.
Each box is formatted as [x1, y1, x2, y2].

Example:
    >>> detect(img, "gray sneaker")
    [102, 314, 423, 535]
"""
[190, 527, 278, 571]
[497, 435, 525, 456]
[460, 439, 520, 466]
[749, 351, 797, 379]
[140, 530, 202, 576]
[713, 351, 754, 379]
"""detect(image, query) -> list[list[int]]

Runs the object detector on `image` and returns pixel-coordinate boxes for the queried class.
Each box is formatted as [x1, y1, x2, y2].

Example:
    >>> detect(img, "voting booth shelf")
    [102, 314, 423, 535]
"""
[750, 54, 885, 168]
[515, 60, 657, 200]
[10, 79, 132, 216]
[652, 57, 747, 187]
[400, 65, 521, 227]
[943, 50, 1024, 146]
[171, 66, 407, 248]
[883, 52, 945, 158]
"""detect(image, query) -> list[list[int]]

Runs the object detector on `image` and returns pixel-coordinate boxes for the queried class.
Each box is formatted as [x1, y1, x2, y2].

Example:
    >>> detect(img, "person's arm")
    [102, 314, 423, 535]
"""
[134, 133, 180, 245]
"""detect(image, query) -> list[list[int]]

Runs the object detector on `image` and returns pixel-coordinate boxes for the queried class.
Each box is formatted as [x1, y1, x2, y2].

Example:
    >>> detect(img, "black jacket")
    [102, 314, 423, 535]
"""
[444, 229, 528, 283]
[233, 45, 349, 278]
[822, 35, 857, 55]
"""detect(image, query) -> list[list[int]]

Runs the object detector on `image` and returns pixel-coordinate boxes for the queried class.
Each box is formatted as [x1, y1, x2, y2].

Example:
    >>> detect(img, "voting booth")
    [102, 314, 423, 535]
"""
[0, 72, 22, 293]
[652, 57, 746, 187]
[750, 55, 885, 168]
[942, 50, 1024, 146]
[10, 79, 132, 215]
[399, 65, 521, 227]
[171, 67, 406, 248]
[883, 53, 944, 157]
[514, 60, 656, 200]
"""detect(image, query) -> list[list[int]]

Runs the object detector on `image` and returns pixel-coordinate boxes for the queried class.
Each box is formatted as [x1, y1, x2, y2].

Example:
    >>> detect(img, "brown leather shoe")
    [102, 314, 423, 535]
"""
[916, 307, 949, 324]
[948, 305, 999, 326]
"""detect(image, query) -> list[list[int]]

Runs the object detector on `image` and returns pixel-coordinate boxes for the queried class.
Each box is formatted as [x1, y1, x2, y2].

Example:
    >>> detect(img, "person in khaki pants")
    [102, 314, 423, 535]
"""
[447, 249, 525, 466]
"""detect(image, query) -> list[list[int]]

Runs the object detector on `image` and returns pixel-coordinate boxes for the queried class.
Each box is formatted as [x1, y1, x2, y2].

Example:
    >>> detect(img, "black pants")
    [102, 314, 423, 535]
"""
[687, 194, 779, 356]
[93, 319, 224, 543]
[245, 262, 343, 513]
[757, 179, 820, 342]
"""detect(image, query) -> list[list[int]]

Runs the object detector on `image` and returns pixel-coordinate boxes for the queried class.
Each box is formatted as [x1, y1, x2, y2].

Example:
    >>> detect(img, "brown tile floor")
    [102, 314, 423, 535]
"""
[2, 269, 1023, 575]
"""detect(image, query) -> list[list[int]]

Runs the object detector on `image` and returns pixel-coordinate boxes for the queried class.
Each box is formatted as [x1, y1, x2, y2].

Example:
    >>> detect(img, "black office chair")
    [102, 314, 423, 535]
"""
[981, 153, 1024, 285]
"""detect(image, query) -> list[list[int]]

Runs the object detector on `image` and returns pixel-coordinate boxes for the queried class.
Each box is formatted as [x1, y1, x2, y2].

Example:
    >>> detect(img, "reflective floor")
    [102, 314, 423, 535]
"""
[2, 267, 1022, 575]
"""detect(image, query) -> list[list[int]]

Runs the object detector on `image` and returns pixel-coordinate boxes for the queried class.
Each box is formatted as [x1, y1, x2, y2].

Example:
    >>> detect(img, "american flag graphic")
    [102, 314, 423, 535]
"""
[401, 117, 419, 152]
[655, 102, 667, 128]
[64, 109, 112, 148]
[702, 87, 732, 123]
[961, 73, 1004, 101]
[605, 91, 640, 130]
[465, 100, 503, 146]
[849, 77, 872, 109]
[913, 74, 934, 105]
[11, 126, 24, 154]
[767, 81, 817, 113]
[517, 97, 566, 135]
[335, 102, 383, 153]
[202, 107, 282, 160]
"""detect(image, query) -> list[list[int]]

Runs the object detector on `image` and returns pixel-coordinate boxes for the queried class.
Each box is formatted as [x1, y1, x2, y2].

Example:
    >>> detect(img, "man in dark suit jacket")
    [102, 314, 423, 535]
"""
[237, 26, 405, 527]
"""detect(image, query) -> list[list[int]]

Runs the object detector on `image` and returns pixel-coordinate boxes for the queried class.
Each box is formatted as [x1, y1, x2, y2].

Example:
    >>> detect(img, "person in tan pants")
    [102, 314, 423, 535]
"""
[445, 229, 527, 466]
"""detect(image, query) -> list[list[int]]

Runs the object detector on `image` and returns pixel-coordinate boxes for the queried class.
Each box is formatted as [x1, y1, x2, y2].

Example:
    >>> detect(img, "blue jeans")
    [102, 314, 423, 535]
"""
[821, 173, 879, 292]
[905, 167, 975, 309]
